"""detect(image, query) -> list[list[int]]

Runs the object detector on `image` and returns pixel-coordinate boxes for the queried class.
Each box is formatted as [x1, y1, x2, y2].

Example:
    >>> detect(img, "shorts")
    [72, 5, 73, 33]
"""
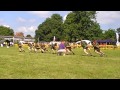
[57, 49, 66, 53]
[83, 46, 88, 49]
[94, 47, 100, 52]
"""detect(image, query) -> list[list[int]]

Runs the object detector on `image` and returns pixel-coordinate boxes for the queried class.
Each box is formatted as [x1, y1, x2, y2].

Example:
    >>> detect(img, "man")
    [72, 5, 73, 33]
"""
[51, 42, 57, 54]
[18, 42, 25, 52]
[92, 40, 105, 57]
[28, 43, 33, 52]
[65, 41, 75, 55]
[80, 39, 92, 56]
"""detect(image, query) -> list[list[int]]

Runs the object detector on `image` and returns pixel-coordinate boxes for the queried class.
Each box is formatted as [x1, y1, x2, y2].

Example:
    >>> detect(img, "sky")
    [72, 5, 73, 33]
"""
[0, 11, 120, 37]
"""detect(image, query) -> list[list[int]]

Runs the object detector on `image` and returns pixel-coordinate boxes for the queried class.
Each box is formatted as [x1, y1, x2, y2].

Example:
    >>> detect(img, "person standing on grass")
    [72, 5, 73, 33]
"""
[80, 39, 92, 56]
[92, 40, 105, 57]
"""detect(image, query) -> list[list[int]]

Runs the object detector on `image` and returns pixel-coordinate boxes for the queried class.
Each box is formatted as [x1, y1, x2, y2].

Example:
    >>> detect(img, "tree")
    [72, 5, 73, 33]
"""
[116, 27, 120, 33]
[63, 11, 102, 42]
[35, 14, 63, 42]
[26, 34, 32, 38]
[35, 11, 103, 42]
[0, 25, 14, 36]
[103, 29, 116, 40]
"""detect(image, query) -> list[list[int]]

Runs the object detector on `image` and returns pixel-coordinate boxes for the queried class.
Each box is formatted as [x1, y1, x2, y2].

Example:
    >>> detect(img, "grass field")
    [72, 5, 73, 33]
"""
[0, 46, 120, 79]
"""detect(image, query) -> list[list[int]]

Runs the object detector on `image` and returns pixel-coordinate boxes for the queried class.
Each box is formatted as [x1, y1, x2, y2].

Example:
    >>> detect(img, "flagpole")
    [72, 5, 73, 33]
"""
[53, 36, 55, 42]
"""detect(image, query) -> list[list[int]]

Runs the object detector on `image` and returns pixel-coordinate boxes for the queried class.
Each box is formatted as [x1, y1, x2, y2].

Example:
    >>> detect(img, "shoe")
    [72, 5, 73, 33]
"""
[86, 54, 90, 56]
[100, 54, 103, 57]
[90, 54, 93, 56]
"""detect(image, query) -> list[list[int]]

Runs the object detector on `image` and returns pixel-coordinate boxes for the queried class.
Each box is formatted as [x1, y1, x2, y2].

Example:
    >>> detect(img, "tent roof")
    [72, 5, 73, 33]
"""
[97, 39, 116, 43]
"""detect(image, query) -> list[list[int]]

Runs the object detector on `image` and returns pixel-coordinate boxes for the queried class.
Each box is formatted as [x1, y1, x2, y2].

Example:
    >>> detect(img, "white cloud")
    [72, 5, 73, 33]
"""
[0, 19, 4, 23]
[17, 17, 36, 23]
[0, 19, 11, 28]
[0, 19, 6, 26]
[96, 11, 120, 24]
[28, 26, 37, 32]
[63, 14, 67, 21]
[28, 11, 51, 18]
[16, 26, 37, 36]
[63, 11, 72, 22]
[17, 17, 26, 22]
[29, 19, 36, 23]
[17, 26, 28, 32]
[3, 24, 10, 28]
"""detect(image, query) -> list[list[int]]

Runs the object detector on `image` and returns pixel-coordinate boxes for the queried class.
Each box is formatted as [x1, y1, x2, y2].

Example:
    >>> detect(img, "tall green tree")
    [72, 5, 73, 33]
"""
[0, 26, 14, 36]
[103, 29, 116, 40]
[63, 11, 102, 42]
[26, 34, 32, 38]
[35, 14, 63, 42]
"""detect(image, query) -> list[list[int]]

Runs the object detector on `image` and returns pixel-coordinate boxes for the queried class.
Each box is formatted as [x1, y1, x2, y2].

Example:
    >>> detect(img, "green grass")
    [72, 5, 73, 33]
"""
[0, 46, 120, 79]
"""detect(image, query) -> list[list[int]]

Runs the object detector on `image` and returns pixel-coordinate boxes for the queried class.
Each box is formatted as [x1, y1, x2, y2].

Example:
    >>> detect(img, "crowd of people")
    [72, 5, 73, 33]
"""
[0, 40, 14, 48]
[17, 39, 106, 57]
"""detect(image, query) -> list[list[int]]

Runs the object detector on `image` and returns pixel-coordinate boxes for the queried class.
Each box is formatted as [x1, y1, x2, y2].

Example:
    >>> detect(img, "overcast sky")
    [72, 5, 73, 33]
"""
[0, 11, 120, 37]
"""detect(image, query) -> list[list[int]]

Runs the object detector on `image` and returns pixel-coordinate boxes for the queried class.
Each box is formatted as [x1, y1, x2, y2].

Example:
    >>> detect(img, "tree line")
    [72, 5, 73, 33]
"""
[35, 11, 117, 42]
[0, 11, 119, 42]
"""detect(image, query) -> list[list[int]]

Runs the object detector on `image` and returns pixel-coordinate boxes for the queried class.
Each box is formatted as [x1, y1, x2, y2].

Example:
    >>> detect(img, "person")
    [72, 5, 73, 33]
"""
[28, 43, 33, 52]
[80, 39, 92, 56]
[6, 40, 10, 48]
[1, 43, 3, 47]
[51, 42, 58, 54]
[57, 40, 66, 56]
[65, 41, 75, 55]
[18, 42, 25, 52]
[34, 43, 39, 53]
[40, 43, 48, 53]
[92, 40, 105, 57]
